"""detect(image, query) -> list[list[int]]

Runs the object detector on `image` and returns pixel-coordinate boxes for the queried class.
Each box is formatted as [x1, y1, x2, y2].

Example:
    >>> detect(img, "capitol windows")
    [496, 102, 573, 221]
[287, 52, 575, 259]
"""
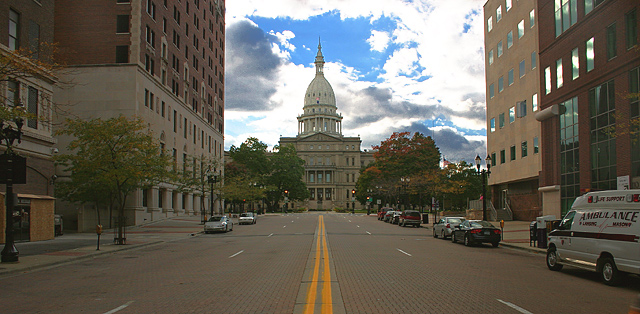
[309, 173, 315, 182]
[326, 173, 331, 182]
[346, 145, 349, 150]
[318, 173, 323, 182]
[310, 145, 314, 150]
[326, 145, 330, 150]
[309, 189, 315, 200]
[325, 189, 332, 200]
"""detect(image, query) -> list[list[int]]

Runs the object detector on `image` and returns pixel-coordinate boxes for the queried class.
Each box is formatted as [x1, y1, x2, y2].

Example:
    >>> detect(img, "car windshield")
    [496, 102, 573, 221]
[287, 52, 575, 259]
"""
[240, 213, 253, 217]
[405, 211, 420, 216]
[208, 216, 223, 222]
[469, 221, 493, 228]
[447, 218, 463, 223]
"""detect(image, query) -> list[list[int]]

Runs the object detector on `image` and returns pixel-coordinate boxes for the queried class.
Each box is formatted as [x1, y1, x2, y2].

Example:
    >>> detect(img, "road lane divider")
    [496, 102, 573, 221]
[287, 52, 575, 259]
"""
[366, 231, 372, 235]
[103, 301, 134, 314]
[396, 248, 412, 257]
[228, 250, 244, 258]
[497, 299, 534, 314]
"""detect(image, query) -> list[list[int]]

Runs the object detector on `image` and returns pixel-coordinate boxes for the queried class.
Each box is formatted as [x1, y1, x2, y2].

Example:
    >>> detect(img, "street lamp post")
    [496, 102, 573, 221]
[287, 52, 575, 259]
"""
[401, 177, 410, 210]
[1, 112, 26, 263]
[208, 174, 218, 217]
[351, 189, 355, 214]
[475, 154, 492, 221]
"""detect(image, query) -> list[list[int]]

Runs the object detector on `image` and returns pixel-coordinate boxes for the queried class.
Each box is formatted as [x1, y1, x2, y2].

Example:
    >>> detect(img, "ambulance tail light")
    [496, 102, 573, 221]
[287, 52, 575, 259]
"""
[588, 196, 593, 203]
[633, 194, 639, 202]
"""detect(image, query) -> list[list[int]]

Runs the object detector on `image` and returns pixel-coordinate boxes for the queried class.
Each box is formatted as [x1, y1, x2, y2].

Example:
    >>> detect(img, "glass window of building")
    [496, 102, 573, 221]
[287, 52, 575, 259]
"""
[589, 80, 617, 191]
[509, 106, 515, 123]
[518, 20, 525, 38]
[510, 145, 516, 161]
[519, 60, 526, 78]
[626, 9, 638, 49]
[586, 37, 595, 72]
[530, 9, 536, 28]
[487, 16, 493, 32]
[521, 141, 528, 158]
[491, 153, 496, 166]
[555, 0, 578, 37]
[533, 137, 539, 154]
[531, 51, 537, 69]
[309, 189, 315, 200]
[490, 83, 495, 99]
[606, 23, 617, 60]
[508, 69, 514, 86]
[9, 9, 19, 51]
[309, 173, 315, 182]
[497, 6, 502, 22]
[560, 97, 579, 215]
[545, 66, 552, 94]
[585, 0, 605, 15]
[490, 118, 496, 132]
[500, 149, 506, 164]
[507, 31, 513, 48]
[532, 93, 538, 111]
[498, 41, 503, 57]
[499, 76, 504, 92]
[489, 50, 494, 65]
[499, 113, 505, 128]
[556, 58, 563, 89]
[506, 0, 512, 11]
[572, 48, 579, 80]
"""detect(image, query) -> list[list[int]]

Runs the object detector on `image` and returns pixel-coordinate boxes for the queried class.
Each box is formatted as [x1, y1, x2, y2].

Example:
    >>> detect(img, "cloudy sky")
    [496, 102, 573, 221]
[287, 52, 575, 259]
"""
[224, 0, 487, 163]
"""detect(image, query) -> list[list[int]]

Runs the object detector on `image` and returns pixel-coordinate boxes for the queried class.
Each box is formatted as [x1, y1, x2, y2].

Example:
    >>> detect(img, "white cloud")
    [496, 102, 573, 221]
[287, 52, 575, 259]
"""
[367, 30, 390, 52]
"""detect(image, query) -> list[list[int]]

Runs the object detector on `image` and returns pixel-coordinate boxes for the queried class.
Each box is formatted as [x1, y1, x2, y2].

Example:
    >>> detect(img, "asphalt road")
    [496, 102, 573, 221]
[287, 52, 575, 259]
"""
[0, 212, 638, 314]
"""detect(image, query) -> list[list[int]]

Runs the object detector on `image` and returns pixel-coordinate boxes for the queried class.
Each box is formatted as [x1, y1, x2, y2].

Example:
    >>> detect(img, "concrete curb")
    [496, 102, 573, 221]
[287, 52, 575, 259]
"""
[499, 242, 546, 255]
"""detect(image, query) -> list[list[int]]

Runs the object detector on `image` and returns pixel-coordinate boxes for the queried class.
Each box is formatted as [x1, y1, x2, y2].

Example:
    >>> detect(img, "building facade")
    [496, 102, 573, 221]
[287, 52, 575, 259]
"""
[536, 0, 639, 217]
[279, 43, 374, 210]
[1, 0, 57, 242]
[52, 0, 226, 231]
[484, 0, 542, 220]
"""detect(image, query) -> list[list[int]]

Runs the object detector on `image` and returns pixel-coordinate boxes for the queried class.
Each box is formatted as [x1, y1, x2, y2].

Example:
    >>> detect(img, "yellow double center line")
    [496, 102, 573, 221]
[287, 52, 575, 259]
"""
[304, 215, 333, 314]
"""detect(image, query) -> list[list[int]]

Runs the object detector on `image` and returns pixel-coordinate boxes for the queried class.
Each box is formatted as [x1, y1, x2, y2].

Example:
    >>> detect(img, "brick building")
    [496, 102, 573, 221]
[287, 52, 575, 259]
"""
[1, 0, 57, 243]
[536, 0, 639, 216]
[53, 0, 226, 231]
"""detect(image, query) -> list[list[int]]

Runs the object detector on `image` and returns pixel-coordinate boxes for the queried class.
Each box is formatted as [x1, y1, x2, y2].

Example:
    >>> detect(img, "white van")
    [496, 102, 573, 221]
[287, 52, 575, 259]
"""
[546, 190, 640, 285]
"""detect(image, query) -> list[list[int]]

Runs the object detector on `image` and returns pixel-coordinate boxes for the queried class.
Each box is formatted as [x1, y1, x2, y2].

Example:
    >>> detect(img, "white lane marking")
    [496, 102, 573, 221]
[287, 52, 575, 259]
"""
[348, 220, 351, 222]
[497, 299, 534, 314]
[283, 225, 287, 228]
[229, 250, 244, 258]
[292, 220, 294, 222]
[366, 231, 372, 235]
[396, 249, 412, 257]
[268, 233, 273, 237]
[103, 301, 134, 314]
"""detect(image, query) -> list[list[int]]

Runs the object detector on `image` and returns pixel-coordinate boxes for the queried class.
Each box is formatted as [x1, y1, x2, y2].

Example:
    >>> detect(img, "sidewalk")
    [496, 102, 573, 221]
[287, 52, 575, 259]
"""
[0, 215, 206, 277]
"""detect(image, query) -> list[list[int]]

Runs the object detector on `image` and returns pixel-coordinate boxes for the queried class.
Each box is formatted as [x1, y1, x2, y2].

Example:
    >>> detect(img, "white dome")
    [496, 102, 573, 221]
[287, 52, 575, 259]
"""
[304, 76, 336, 107]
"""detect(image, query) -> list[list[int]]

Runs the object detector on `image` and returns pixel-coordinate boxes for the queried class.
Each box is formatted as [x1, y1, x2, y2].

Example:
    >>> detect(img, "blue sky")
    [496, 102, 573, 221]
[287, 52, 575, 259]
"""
[225, 0, 487, 163]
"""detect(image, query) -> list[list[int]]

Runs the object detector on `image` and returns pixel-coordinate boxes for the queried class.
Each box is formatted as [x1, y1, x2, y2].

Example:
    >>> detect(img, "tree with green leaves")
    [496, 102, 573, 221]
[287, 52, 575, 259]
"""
[263, 144, 309, 211]
[54, 116, 173, 244]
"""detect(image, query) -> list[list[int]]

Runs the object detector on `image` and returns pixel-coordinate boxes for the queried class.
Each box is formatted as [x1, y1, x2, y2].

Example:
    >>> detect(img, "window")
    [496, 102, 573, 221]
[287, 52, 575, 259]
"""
[556, 58, 563, 89]
[498, 76, 504, 92]
[506, 0, 512, 11]
[497, 41, 503, 57]
[560, 97, 579, 214]
[521, 141, 528, 158]
[145, 25, 155, 47]
[29, 20, 40, 59]
[115, 45, 129, 63]
[518, 20, 525, 38]
[7, 81, 19, 107]
[532, 93, 538, 111]
[144, 89, 150, 107]
[163, 18, 167, 33]
[27, 86, 38, 129]
[507, 31, 513, 48]
[555, 0, 577, 37]
[533, 137, 539, 154]
[531, 51, 537, 69]
[530, 9, 535, 28]
[496, 6, 502, 22]
[519, 60, 526, 78]
[145, 54, 155, 74]
[146, 0, 156, 19]
[488, 50, 494, 65]
[489, 83, 495, 99]
[590, 80, 616, 191]
[490, 118, 496, 132]
[626, 9, 638, 49]
[517, 100, 527, 118]
[585, 0, 605, 15]
[499, 113, 505, 128]
[487, 17, 493, 32]
[586, 37, 595, 72]
[545, 66, 552, 94]
[309, 189, 315, 200]
[9, 9, 19, 51]
[508, 69, 514, 86]
[117, 15, 130, 33]
[491, 153, 496, 166]
[325, 188, 332, 200]
[606, 23, 617, 60]
[572, 48, 579, 80]
[509, 106, 515, 123]
[500, 149, 506, 164]
[309, 173, 315, 183]
[510, 145, 516, 161]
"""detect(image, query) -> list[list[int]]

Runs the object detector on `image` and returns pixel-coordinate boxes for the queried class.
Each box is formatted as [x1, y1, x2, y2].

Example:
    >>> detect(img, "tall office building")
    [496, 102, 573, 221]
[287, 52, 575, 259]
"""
[279, 43, 374, 210]
[484, 0, 542, 220]
[536, 0, 639, 217]
[53, 0, 226, 231]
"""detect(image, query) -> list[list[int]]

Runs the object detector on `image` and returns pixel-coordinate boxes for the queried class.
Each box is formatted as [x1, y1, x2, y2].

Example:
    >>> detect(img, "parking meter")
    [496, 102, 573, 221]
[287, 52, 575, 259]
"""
[500, 220, 504, 240]
[96, 224, 103, 251]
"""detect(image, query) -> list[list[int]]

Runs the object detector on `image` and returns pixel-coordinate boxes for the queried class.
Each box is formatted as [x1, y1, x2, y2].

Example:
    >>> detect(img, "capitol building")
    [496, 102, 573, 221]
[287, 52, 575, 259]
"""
[279, 42, 374, 210]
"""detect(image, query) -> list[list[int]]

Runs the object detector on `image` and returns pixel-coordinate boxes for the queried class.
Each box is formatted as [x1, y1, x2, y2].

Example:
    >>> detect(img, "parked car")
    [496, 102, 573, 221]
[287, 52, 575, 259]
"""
[204, 216, 233, 233]
[433, 217, 465, 239]
[383, 210, 395, 222]
[378, 207, 393, 220]
[238, 212, 257, 225]
[451, 220, 501, 247]
[390, 211, 402, 224]
[398, 210, 422, 227]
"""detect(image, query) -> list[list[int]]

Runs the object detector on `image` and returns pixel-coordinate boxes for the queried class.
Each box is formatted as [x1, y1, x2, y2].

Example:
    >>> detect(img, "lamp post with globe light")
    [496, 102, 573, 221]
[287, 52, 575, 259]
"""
[475, 154, 492, 221]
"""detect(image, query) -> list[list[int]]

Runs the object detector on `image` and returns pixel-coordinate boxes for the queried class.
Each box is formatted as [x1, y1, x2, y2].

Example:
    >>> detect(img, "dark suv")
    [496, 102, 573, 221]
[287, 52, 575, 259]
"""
[398, 210, 422, 227]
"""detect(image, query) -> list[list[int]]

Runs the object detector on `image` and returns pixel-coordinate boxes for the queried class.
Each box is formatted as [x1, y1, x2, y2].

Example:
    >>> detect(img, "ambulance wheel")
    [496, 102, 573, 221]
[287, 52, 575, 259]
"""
[546, 247, 563, 271]
[599, 257, 622, 286]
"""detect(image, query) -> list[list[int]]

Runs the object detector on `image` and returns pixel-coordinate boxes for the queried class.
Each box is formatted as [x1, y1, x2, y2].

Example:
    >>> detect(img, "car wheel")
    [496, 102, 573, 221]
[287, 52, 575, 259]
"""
[416, 224, 420, 228]
[433, 229, 438, 238]
[598, 257, 623, 286]
[546, 247, 563, 271]
[441, 230, 446, 240]
[400, 220, 405, 227]
[492, 241, 499, 248]
[451, 233, 456, 243]
[464, 234, 472, 246]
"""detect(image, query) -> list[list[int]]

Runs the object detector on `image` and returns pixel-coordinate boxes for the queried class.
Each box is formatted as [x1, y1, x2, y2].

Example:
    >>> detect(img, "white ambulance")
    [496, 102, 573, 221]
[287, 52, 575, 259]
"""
[546, 190, 640, 285]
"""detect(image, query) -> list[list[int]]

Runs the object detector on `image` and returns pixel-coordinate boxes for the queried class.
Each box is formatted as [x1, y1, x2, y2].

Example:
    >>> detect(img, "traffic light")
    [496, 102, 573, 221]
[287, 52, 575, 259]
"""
[351, 189, 355, 196]
[284, 190, 289, 196]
